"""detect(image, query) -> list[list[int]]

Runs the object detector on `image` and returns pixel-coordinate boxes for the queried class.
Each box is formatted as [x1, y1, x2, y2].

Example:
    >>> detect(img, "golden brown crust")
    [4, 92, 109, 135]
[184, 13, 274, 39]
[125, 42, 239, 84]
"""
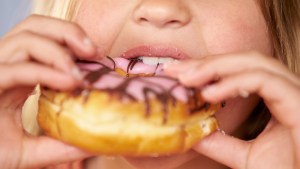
[38, 89, 219, 157]
[115, 68, 155, 77]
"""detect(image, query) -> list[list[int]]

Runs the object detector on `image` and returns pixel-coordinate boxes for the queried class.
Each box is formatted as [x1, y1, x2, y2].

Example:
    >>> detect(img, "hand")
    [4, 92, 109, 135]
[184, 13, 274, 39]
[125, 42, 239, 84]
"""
[0, 15, 101, 169]
[164, 51, 300, 169]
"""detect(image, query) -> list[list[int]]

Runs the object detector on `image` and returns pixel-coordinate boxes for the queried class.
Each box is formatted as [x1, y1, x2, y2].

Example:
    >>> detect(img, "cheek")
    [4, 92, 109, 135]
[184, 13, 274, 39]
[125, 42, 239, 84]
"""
[199, 1, 272, 56]
[203, 20, 271, 56]
[74, 0, 130, 52]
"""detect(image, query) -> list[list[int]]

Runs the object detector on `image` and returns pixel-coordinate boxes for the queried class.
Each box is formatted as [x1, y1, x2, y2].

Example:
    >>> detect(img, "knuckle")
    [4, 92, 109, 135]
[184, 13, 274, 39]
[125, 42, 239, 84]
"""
[17, 30, 35, 38]
[13, 30, 38, 42]
[25, 14, 43, 23]
[3, 30, 34, 43]
[23, 14, 44, 27]
[65, 22, 85, 37]
[252, 68, 272, 79]
[254, 69, 286, 87]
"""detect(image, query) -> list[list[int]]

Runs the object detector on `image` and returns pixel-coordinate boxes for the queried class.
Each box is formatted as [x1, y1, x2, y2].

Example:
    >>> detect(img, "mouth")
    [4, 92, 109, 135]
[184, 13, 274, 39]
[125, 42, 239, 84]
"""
[113, 45, 189, 76]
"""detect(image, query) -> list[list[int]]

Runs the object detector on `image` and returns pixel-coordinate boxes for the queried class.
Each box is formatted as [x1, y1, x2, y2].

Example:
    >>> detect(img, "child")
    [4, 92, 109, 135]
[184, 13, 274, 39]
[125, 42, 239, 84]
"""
[0, 0, 299, 168]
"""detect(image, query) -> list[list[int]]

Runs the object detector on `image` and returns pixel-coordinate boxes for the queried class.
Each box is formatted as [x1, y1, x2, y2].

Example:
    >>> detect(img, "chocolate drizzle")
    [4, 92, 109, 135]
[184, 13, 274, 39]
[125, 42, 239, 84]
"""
[85, 67, 111, 84]
[110, 78, 136, 101]
[127, 58, 142, 77]
[188, 88, 211, 113]
[76, 57, 214, 124]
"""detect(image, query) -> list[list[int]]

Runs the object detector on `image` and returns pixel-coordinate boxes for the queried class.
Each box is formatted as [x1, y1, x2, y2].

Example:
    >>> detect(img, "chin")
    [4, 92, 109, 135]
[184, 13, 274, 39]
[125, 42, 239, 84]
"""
[125, 150, 198, 169]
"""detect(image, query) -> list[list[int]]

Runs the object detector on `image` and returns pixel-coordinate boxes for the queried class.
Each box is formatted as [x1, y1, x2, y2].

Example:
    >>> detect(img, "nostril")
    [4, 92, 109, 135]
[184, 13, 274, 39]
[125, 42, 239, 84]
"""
[169, 20, 179, 24]
[139, 17, 148, 23]
[138, 17, 183, 28]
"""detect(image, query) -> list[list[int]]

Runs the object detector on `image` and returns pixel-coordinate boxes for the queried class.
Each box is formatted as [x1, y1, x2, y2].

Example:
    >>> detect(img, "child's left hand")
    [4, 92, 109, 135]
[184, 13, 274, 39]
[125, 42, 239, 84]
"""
[164, 51, 300, 169]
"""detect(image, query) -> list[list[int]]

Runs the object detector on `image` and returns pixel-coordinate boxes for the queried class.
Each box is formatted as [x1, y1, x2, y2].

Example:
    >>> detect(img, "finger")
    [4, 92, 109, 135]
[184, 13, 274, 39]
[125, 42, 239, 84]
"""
[21, 136, 92, 169]
[163, 59, 200, 78]
[0, 63, 79, 91]
[5, 15, 102, 59]
[165, 52, 299, 87]
[43, 160, 84, 169]
[0, 31, 82, 79]
[193, 131, 250, 169]
[201, 69, 300, 128]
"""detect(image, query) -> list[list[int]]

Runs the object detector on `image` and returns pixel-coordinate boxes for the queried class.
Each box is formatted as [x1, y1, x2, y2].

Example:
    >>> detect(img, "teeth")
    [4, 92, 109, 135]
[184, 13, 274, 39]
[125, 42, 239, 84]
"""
[140, 57, 159, 65]
[139, 57, 176, 65]
[158, 57, 176, 64]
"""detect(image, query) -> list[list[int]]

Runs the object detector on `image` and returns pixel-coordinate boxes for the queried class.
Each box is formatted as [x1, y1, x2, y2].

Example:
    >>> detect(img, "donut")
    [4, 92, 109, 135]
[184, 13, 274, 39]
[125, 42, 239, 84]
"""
[37, 57, 221, 157]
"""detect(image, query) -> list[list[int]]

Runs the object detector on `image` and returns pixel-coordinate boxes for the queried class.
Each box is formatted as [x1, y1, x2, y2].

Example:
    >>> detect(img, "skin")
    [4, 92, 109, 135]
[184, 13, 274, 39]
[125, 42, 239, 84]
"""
[0, 16, 98, 168]
[73, 0, 270, 168]
[0, 0, 299, 169]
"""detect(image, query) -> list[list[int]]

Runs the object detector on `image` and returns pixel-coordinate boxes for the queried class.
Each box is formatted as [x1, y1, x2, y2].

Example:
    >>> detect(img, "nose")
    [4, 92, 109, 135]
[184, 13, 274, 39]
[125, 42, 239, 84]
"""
[133, 0, 191, 28]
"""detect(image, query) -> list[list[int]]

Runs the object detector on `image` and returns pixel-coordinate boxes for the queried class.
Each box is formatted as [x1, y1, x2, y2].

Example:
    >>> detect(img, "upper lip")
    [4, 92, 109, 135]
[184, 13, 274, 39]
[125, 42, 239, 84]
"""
[119, 45, 189, 60]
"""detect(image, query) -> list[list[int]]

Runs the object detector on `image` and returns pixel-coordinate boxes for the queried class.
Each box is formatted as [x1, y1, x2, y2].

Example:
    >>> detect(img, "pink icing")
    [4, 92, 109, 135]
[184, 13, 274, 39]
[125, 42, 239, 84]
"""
[77, 58, 191, 103]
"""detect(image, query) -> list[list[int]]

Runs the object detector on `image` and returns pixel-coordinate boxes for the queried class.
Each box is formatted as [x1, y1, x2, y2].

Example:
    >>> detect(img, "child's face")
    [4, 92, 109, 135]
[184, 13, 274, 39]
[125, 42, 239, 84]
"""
[74, 0, 272, 168]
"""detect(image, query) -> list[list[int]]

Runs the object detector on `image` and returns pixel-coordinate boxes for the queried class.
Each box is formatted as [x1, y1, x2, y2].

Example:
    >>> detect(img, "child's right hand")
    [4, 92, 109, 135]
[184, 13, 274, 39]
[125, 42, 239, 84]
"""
[0, 15, 100, 169]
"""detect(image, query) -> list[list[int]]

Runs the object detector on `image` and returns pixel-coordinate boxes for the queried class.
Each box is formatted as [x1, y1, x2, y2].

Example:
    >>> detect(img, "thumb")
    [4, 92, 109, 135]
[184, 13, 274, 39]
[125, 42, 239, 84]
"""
[21, 136, 93, 169]
[193, 131, 250, 169]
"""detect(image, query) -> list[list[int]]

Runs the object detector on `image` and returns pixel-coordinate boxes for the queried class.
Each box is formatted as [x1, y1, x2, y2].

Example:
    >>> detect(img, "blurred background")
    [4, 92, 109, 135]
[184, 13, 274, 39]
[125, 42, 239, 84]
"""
[0, 0, 31, 36]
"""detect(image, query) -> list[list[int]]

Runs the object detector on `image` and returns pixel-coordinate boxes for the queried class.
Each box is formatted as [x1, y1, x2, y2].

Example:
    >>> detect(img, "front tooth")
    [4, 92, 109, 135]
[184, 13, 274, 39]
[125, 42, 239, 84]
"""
[141, 57, 159, 65]
[138, 57, 177, 65]
[158, 57, 175, 64]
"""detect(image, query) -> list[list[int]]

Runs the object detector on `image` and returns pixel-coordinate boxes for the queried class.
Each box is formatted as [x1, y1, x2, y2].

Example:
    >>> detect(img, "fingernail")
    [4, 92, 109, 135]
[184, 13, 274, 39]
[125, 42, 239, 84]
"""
[71, 66, 83, 80]
[202, 85, 217, 97]
[239, 90, 249, 98]
[83, 37, 93, 47]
